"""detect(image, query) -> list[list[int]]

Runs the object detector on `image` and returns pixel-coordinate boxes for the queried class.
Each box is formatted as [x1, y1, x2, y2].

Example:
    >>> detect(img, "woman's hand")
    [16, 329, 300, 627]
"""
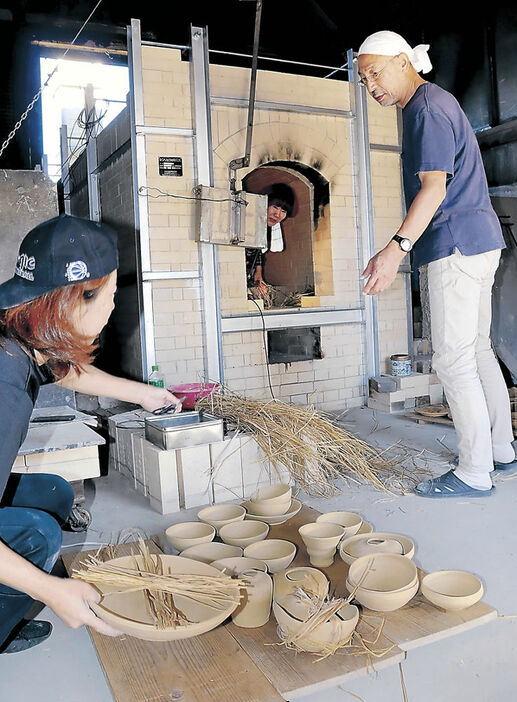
[42, 577, 122, 637]
[140, 384, 182, 413]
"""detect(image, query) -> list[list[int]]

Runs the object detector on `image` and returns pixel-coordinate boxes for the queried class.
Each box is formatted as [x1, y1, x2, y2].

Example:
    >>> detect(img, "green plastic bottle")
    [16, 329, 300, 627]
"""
[149, 365, 165, 388]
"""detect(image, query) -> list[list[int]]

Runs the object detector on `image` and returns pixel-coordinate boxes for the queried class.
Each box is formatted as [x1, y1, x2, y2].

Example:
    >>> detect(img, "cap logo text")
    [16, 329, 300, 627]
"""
[15, 253, 36, 281]
[66, 260, 90, 282]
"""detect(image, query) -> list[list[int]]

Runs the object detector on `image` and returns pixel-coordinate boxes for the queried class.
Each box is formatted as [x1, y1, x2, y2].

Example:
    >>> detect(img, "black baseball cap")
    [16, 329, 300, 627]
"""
[0, 214, 119, 309]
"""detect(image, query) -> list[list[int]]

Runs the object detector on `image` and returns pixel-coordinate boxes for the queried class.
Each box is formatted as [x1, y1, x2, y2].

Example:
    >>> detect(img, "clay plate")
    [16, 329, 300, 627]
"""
[90, 555, 238, 641]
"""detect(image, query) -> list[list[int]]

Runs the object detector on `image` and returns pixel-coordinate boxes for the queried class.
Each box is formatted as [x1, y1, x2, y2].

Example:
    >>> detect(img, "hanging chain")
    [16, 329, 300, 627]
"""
[0, 0, 104, 161]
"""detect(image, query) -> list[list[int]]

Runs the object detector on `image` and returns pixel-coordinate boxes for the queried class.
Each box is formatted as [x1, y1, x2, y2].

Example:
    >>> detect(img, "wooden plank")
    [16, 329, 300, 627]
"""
[221, 505, 405, 700]
[62, 544, 283, 702]
[405, 411, 454, 427]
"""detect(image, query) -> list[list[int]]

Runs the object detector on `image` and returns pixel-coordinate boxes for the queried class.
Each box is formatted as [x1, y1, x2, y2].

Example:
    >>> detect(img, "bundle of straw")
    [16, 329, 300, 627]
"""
[197, 390, 390, 495]
[73, 539, 246, 628]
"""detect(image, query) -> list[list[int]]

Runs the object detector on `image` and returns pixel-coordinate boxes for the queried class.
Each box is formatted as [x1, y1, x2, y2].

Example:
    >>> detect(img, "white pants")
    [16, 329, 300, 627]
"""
[427, 249, 513, 489]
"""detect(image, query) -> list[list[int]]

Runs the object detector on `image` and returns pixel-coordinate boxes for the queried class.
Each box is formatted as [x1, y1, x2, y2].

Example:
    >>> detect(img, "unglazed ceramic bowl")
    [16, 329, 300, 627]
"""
[218, 520, 269, 547]
[273, 566, 329, 600]
[211, 556, 268, 576]
[243, 498, 302, 526]
[315, 511, 363, 538]
[90, 555, 238, 641]
[179, 542, 242, 564]
[346, 577, 419, 612]
[340, 532, 415, 566]
[197, 504, 246, 532]
[347, 553, 418, 593]
[165, 522, 215, 552]
[421, 570, 483, 611]
[272, 598, 359, 653]
[247, 483, 292, 516]
[244, 539, 297, 573]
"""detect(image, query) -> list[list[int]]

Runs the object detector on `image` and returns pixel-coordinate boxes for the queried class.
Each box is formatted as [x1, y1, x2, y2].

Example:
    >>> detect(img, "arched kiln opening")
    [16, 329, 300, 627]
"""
[243, 162, 332, 309]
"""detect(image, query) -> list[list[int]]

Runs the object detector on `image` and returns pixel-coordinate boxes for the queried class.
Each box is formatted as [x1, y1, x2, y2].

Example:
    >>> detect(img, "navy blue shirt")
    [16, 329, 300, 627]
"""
[402, 82, 504, 269]
[0, 339, 54, 498]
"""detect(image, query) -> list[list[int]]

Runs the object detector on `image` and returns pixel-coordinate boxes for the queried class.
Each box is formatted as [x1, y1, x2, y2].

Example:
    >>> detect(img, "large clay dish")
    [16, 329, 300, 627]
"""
[242, 498, 302, 525]
[89, 555, 238, 641]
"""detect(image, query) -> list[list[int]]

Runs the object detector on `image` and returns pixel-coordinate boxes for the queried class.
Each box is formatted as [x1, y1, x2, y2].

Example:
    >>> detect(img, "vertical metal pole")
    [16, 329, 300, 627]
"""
[191, 26, 224, 383]
[85, 83, 100, 221]
[59, 125, 71, 214]
[128, 18, 153, 379]
[348, 48, 380, 383]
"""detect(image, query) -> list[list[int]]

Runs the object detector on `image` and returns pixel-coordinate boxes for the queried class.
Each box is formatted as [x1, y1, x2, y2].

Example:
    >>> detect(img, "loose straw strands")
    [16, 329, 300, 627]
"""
[73, 540, 246, 616]
[198, 390, 392, 496]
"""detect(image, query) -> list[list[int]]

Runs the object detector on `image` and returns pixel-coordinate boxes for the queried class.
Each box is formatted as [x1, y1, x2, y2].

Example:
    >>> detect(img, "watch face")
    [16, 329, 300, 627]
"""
[400, 238, 412, 252]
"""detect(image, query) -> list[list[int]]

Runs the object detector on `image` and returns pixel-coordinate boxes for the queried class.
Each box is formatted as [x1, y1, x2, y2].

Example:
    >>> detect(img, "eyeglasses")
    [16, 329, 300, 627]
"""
[358, 55, 399, 87]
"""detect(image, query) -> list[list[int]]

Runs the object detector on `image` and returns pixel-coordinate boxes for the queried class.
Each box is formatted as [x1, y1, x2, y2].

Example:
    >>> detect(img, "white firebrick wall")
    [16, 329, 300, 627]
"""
[139, 45, 407, 409]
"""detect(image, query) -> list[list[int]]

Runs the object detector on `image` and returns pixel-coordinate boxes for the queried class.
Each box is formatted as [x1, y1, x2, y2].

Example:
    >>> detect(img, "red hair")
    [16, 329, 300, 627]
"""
[0, 275, 111, 378]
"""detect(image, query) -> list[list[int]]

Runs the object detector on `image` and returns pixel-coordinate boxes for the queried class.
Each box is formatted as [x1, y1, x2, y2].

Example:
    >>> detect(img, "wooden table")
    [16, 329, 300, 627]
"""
[62, 505, 497, 701]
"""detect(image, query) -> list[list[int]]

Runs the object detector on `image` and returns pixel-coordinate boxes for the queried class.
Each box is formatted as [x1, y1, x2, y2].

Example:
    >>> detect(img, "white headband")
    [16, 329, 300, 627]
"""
[358, 30, 433, 74]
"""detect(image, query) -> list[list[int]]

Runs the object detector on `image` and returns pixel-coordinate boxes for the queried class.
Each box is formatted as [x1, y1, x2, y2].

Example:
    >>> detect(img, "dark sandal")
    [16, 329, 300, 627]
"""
[414, 470, 495, 498]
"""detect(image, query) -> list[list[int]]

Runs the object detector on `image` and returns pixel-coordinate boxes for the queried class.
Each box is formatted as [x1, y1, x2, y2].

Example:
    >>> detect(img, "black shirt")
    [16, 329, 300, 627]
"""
[0, 339, 54, 498]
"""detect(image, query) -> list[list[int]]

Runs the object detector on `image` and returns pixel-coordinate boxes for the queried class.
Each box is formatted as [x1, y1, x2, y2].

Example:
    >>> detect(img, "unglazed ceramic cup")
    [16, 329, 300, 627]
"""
[165, 522, 215, 552]
[421, 570, 483, 611]
[315, 511, 363, 538]
[218, 520, 269, 548]
[244, 539, 297, 573]
[298, 522, 345, 567]
[248, 483, 292, 516]
[197, 504, 246, 533]
[232, 569, 273, 628]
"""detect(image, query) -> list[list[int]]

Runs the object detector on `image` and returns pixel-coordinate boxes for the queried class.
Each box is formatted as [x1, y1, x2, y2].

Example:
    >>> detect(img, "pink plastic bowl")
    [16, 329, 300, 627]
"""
[168, 383, 221, 410]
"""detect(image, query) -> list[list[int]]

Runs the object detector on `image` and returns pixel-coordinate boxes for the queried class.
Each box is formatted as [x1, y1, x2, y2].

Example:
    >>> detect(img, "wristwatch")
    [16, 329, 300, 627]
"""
[392, 234, 413, 252]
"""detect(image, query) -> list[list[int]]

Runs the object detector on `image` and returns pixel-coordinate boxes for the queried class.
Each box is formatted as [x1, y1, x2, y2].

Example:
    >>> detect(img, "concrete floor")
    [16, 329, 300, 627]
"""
[1, 406, 516, 702]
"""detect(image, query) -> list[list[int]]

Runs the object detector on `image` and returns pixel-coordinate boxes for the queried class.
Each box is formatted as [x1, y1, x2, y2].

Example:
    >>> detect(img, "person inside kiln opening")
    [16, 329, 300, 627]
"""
[246, 183, 295, 300]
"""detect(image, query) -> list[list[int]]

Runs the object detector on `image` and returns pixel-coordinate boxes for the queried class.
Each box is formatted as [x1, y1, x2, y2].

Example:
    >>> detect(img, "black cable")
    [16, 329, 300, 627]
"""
[249, 297, 275, 400]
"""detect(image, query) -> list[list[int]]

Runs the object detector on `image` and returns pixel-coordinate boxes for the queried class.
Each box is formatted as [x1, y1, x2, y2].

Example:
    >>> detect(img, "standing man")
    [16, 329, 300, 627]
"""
[358, 30, 515, 497]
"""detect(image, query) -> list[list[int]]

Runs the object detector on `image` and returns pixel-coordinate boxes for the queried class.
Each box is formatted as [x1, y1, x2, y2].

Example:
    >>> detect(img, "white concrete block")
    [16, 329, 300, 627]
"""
[241, 436, 273, 498]
[25, 445, 98, 466]
[131, 435, 147, 496]
[177, 445, 212, 509]
[142, 439, 180, 514]
[210, 435, 244, 502]
[429, 384, 444, 405]
[26, 458, 100, 482]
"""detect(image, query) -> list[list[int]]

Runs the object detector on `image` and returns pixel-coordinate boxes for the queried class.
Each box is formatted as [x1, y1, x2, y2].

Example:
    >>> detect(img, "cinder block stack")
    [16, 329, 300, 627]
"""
[368, 372, 443, 413]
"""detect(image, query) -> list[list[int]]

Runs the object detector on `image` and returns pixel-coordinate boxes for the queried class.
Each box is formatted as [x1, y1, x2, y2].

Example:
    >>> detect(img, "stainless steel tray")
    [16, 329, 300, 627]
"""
[144, 411, 223, 450]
